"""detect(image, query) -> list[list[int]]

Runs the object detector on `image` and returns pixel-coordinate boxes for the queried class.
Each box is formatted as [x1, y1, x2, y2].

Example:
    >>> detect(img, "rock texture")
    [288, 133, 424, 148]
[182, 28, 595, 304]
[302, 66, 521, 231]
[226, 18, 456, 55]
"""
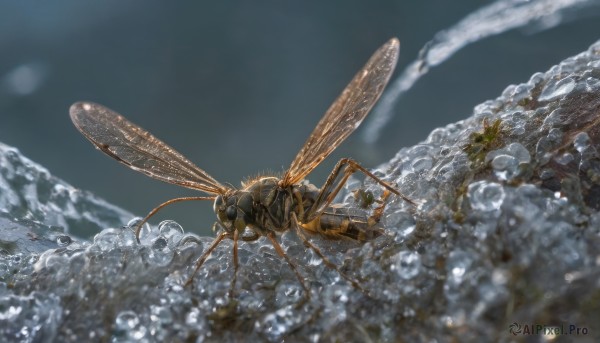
[2, 40, 600, 342]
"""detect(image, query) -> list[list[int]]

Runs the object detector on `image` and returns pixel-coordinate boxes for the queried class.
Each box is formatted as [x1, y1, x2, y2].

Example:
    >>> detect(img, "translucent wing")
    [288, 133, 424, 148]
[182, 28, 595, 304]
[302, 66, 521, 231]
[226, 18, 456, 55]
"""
[281, 38, 400, 186]
[70, 102, 228, 195]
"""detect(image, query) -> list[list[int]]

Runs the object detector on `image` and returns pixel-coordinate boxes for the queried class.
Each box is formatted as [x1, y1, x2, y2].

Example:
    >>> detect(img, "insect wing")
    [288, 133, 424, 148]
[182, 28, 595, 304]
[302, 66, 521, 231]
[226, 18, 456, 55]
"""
[281, 38, 400, 186]
[70, 102, 227, 195]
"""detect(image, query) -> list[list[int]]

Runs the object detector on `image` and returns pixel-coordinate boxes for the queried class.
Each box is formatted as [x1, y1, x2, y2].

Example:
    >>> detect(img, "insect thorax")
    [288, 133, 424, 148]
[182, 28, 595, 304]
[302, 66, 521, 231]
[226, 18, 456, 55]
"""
[213, 177, 320, 235]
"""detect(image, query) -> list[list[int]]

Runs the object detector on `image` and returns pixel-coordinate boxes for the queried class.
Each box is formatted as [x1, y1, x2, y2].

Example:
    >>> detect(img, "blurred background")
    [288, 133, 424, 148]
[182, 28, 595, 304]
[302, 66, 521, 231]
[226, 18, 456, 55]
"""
[1, 1, 600, 237]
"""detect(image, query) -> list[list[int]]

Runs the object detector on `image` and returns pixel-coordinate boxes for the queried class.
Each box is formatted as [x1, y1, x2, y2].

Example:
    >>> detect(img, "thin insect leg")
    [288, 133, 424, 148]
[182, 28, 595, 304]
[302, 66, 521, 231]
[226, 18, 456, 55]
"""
[229, 230, 239, 298]
[305, 158, 414, 222]
[266, 232, 311, 298]
[185, 231, 230, 288]
[292, 213, 368, 295]
[134, 196, 215, 240]
[368, 190, 391, 226]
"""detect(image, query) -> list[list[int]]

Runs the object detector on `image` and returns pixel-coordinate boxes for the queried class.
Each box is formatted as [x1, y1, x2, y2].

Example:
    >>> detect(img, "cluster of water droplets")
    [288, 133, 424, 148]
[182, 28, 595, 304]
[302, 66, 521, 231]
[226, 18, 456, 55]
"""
[365, 38, 600, 340]
[0, 142, 132, 237]
[3, 204, 402, 342]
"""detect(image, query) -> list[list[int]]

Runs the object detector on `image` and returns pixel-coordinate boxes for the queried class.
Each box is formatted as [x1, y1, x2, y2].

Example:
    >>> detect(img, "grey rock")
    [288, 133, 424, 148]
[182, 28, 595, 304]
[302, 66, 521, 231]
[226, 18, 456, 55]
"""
[3, 41, 600, 342]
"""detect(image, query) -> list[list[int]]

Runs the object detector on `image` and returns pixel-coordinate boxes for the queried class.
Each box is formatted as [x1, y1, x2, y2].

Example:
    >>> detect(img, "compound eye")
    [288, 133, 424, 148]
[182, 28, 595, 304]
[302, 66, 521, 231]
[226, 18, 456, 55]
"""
[214, 195, 224, 211]
[226, 206, 237, 221]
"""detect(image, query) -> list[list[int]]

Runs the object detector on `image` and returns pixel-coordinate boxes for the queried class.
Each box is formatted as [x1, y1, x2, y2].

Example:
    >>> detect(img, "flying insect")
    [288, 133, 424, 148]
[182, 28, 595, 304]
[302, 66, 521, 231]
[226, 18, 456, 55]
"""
[70, 38, 414, 297]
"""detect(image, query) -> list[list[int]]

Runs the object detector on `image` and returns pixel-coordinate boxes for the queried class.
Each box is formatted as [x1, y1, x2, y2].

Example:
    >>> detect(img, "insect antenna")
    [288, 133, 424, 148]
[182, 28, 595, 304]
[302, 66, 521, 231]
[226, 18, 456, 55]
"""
[134, 196, 216, 241]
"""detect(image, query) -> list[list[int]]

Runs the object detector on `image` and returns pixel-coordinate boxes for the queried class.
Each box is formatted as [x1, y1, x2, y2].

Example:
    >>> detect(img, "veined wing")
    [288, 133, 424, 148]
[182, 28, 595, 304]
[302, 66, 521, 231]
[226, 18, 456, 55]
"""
[281, 38, 400, 186]
[70, 102, 228, 195]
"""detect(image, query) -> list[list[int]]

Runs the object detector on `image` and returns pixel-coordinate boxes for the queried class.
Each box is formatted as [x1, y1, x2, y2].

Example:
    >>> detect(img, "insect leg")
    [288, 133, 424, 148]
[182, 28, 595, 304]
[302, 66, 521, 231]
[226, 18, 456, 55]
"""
[305, 158, 413, 223]
[229, 229, 239, 298]
[292, 213, 368, 295]
[134, 196, 215, 240]
[368, 190, 391, 226]
[185, 231, 230, 288]
[266, 232, 311, 299]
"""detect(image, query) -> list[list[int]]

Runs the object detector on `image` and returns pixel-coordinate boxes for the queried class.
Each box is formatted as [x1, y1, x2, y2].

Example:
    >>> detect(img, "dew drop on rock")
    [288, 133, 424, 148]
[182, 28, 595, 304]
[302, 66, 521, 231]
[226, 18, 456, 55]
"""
[150, 305, 172, 325]
[468, 181, 505, 212]
[93, 228, 120, 252]
[258, 305, 301, 341]
[152, 237, 168, 251]
[411, 157, 433, 173]
[491, 154, 519, 181]
[115, 310, 139, 330]
[147, 237, 173, 266]
[539, 76, 576, 102]
[55, 235, 72, 247]
[128, 217, 154, 244]
[158, 220, 184, 246]
[573, 132, 590, 153]
[391, 251, 421, 280]
[554, 153, 574, 165]
[114, 310, 147, 340]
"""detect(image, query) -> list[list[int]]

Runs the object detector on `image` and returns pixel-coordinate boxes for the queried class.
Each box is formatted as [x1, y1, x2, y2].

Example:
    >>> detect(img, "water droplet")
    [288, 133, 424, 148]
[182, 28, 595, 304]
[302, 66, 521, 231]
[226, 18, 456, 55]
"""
[177, 233, 203, 249]
[128, 217, 154, 244]
[385, 211, 416, 241]
[258, 305, 303, 341]
[584, 77, 600, 92]
[391, 251, 421, 280]
[152, 237, 168, 250]
[185, 307, 201, 325]
[547, 128, 563, 144]
[0, 304, 22, 320]
[114, 310, 147, 340]
[127, 217, 146, 231]
[446, 250, 473, 287]
[158, 220, 184, 246]
[491, 154, 519, 181]
[150, 305, 172, 325]
[275, 281, 304, 307]
[115, 310, 139, 329]
[93, 228, 120, 251]
[146, 237, 173, 266]
[468, 181, 505, 212]
[535, 140, 551, 165]
[508, 83, 534, 104]
[573, 132, 590, 153]
[506, 143, 530, 163]
[411, 157, 433, 172]
[118, 227, 137, 247]
[55, 235, 72, 247]
[539, 76, 575, 102]
[542, 108, 563, 128]
[474, 221, 496, 240]
[554, 153, 574, 165]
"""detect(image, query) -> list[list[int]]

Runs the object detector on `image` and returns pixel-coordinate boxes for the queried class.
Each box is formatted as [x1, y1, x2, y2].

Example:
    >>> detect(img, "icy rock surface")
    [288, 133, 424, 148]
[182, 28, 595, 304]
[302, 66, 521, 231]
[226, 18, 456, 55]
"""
[3, 40, 600, 342]
[0, 142, 132, 237]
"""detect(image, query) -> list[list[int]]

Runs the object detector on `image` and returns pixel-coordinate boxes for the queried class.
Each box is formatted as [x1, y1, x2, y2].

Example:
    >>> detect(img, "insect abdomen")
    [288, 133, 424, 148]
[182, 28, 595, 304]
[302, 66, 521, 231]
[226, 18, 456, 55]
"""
[301, 207, 384, 242]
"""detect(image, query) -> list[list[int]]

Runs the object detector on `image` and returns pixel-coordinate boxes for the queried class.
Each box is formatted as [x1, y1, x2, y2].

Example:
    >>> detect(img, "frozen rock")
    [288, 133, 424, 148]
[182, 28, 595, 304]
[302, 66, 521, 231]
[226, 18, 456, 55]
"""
[3, 40, 600, 342]
[0, 142, 132, 237]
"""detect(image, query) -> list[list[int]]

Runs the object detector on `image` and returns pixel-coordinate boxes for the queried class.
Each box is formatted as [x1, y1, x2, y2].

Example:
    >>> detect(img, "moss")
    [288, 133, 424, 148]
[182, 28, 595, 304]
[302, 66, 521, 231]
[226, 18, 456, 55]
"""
[0, 240, 17, 255]
[463, 118, 504, 167]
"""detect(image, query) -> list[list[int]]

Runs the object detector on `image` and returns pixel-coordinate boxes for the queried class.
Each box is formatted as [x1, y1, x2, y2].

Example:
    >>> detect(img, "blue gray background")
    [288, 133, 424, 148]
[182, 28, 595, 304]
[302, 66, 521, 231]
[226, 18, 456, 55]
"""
[1, 1, 599, 236]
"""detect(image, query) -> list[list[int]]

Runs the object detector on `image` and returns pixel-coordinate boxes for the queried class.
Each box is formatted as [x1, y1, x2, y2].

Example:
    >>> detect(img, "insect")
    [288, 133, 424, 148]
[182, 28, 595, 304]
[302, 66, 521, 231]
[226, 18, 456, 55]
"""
[70, 37, 414, 298]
